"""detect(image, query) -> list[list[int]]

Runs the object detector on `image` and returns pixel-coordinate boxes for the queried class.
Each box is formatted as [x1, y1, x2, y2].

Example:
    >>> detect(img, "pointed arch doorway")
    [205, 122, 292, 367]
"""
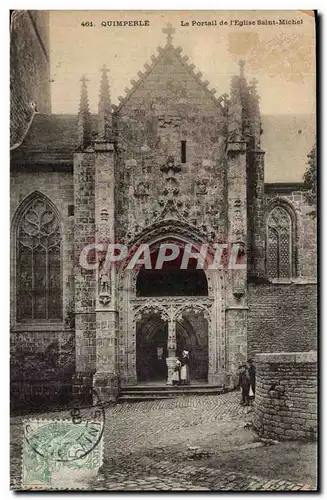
[136, 313, 168, 382]
[119, 227, 226, 387]
[134, 242, 209, 384]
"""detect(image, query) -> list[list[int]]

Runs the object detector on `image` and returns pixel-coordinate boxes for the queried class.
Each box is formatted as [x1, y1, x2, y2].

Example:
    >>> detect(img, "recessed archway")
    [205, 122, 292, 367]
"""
[135, 242, 208, 297]
[136, 313, 168, 383]
[176, 312, 208, 382]
[118, 223, 225, 387]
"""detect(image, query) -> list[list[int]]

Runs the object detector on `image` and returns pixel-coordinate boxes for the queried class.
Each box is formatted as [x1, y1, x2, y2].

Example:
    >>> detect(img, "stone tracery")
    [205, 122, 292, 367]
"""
[14, 193, 62, 322]
[266, 202, 296, 280]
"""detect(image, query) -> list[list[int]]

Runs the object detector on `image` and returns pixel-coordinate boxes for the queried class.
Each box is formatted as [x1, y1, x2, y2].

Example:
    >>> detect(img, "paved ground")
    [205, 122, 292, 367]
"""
[11, 391, 317, 491]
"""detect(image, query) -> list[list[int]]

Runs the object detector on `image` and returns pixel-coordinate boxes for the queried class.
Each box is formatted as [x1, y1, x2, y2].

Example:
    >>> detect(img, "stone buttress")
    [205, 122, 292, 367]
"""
[93, 66, 119, 402]
[72, 75, 96, 402]
[225, 61, 265, 379]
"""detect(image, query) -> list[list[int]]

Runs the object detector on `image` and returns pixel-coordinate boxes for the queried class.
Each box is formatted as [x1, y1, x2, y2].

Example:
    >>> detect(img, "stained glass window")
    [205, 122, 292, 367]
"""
[16, 197, 62, 321]
[266, 206, 293, 280]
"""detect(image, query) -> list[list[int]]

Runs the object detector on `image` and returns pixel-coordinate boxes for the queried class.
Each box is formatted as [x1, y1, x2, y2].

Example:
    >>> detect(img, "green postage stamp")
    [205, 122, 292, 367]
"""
[22, 419, 103, 490]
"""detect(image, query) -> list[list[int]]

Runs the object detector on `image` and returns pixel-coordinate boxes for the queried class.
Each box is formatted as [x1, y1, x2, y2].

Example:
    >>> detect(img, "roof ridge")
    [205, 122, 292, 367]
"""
[114, 44, 170, 112]
[173, 45, 222, 108]
[114, 43, 222, 113]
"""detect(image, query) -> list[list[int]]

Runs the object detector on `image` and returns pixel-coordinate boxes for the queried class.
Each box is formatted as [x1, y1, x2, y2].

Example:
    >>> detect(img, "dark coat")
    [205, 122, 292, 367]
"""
[181, 356, 189, 367]
[239, 369, 250, 390]
[248, 364, 256, 384]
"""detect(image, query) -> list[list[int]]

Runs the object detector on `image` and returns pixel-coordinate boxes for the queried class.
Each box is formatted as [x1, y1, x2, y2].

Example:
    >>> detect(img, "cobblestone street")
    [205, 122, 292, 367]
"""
[11, 391, 317, 491]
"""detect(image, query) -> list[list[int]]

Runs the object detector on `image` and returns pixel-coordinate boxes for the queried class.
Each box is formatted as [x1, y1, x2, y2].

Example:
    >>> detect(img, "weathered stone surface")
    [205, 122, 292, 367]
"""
[253, 352, 317, 442]
[248, 284, 317, 355]
[10, 11, 51, 148]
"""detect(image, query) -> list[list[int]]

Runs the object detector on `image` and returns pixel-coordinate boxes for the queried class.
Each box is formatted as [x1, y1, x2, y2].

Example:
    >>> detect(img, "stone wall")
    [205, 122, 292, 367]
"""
[73, 152, 97, 401]
[247, 283, 317, 355]
[253, 351, 317, 441]
[10, 170, 75, 411]
[226, 307, 248, 374]
[10, 329, 74, 412]
[264, 187, 317, 279]
[10, 11, 51, 147]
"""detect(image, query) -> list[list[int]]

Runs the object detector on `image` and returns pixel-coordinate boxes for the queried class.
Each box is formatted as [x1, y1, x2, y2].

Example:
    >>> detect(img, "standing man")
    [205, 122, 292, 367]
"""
[247, 358, 256, 401]
[239, 363, 250, 406]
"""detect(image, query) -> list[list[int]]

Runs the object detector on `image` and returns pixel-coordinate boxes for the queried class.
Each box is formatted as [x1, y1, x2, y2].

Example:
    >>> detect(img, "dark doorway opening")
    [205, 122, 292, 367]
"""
[176, 314, 208, 382]
[136, 315, 168, 383]
[136, 244, 208, 297]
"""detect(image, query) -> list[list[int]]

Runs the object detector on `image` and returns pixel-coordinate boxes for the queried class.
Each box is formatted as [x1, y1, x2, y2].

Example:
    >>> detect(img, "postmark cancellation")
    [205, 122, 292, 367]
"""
[22, 419, 103, 490]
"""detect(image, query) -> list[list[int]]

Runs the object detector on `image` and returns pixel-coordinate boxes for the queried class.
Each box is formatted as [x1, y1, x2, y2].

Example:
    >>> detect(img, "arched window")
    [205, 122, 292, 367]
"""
[15, 195, 62, 321]
[266, 204, 296, 280]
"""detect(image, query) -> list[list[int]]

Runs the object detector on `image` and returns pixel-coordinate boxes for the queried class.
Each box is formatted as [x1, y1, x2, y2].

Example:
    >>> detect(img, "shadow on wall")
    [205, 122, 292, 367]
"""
[10, 332, 75, 414]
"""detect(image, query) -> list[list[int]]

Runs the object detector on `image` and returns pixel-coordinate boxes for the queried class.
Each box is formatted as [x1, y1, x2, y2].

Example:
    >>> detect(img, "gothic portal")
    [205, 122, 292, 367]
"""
[10, 21, 317, 409]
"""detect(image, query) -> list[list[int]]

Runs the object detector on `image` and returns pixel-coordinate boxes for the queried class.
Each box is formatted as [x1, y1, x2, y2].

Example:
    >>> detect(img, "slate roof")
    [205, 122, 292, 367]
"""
[11, 114, 93, 153]
[11, 112, 315, 182]
[10, 114, 96, 169]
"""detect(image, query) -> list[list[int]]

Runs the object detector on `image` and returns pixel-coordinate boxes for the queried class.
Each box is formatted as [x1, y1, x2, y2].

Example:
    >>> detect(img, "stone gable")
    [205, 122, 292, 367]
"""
[114, 45, 228, 244]
[116, 45, 221, 116]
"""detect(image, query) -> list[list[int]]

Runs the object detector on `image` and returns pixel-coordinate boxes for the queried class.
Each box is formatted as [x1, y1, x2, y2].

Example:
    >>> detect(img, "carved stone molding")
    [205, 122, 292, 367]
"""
[131, 297, 213, 323]
[125, 217, 209, 248]
[174, 303, 212, 324]
[100, 208, 109, 221]
[134, 181, 149, 198]
[158, 115, 182, 129]
[133, 303, 170, 323]
[160, 156, 182, 182]
[195, 178, 209, 195]
[99, 294, 111, 306]
[230, 199, 245, 241]
[227, 141, 247, 155]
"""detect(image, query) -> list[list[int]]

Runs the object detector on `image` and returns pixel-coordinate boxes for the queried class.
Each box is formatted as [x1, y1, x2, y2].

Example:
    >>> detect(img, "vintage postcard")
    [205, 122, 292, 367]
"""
[10, 10, 317, 491]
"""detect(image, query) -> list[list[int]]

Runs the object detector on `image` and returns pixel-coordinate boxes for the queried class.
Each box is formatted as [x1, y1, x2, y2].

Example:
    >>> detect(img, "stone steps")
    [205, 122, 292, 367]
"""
[118, 385, 225, 403]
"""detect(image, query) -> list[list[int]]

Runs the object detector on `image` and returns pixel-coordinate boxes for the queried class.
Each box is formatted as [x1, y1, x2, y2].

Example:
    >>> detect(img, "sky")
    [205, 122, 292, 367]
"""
[49, 10, 316, 116]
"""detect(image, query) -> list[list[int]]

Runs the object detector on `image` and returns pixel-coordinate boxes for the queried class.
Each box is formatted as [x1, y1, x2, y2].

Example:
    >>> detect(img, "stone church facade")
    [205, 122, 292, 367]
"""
[10, 21, 317, 409]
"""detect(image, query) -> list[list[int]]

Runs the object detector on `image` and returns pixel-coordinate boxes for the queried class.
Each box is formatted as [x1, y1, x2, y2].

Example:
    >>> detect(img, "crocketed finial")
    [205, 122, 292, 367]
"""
[77, 75, 92, 150]
[97, 65, 112, 142]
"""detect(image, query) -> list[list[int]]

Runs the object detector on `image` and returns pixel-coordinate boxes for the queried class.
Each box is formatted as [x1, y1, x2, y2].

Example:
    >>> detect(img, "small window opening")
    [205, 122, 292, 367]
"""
[181, 140, 186, 164]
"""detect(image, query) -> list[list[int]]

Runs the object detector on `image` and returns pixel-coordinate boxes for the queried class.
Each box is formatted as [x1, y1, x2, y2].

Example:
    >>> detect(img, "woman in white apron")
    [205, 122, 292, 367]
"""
[180, 350, 190, 385]
[171, 358, 181, 385]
